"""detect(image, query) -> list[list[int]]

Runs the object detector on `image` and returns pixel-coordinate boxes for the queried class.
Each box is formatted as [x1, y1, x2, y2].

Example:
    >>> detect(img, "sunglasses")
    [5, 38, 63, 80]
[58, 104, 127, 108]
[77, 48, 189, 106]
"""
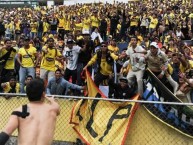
[101, 45, 107, 47]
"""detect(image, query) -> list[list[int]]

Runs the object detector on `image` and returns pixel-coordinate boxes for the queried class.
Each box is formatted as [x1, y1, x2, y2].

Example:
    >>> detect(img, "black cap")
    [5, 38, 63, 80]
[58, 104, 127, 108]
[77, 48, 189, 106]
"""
[82, 32, 90, 36]
[24, 36, 30, 41]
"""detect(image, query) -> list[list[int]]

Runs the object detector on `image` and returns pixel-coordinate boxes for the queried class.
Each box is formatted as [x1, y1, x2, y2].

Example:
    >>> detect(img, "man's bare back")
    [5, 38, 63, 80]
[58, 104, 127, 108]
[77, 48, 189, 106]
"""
[0, 79, 60, 145]
[17, 101, 59, 145]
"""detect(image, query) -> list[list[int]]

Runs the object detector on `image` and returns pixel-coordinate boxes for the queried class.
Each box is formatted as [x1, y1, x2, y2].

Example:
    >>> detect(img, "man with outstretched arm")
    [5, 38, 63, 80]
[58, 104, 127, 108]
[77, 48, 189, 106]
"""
[0, 78, 60, 145]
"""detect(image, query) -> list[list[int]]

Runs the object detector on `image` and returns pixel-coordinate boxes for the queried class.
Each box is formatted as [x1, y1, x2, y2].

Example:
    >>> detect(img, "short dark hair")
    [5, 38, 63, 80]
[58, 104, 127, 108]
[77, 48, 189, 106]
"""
[130, 36, 137, 40]
[24, 36, 30, 41]
[55, 69, 61, 73]
[100, 41, 108, 46]
[26, 75, 33, 80]
[47, 37, 54, 42]
[26, 78, 45, 102]
[9, 76, 16, 81]
[4, 38, 11, 44]
[172, 53, 178, 57]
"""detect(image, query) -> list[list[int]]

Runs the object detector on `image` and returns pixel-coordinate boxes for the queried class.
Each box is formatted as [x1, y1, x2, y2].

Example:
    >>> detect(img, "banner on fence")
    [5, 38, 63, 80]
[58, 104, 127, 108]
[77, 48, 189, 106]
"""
[70, 70, 139, 145]
[143, 69, 193, 138]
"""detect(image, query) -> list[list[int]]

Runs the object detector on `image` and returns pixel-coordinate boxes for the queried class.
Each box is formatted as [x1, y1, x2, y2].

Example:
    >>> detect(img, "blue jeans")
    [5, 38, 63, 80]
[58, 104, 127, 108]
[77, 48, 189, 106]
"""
[23, 28, 30, 37]
[51, 30, 57, 35]
[30, 32, 37, 39]
[77, 62, 92, 86]
[5, 33, 11, 39]
[77, 63, 84, 86]
[19, 67, 35, 93]
[37, 31, 43, 40]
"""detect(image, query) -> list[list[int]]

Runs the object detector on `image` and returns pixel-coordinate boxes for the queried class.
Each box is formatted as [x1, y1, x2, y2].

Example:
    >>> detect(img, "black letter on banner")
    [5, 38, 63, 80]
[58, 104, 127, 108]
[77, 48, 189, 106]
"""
[76, 99, 87, 121]
[86, 93, 101, 138]
[99, 104, 132, 142]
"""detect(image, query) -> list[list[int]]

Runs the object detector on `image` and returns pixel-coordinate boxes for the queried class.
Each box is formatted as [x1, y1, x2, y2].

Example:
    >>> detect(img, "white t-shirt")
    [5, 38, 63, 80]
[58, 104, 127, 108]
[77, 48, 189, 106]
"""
[63, 45, 81, 70]
[176, 31, 183, 37]
[91, 32, 103, 43]
[126, 45, 146, 71]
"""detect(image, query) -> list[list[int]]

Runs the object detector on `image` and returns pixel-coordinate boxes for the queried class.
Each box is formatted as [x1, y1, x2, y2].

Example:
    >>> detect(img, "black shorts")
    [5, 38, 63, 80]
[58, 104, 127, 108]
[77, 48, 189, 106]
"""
[15, 30, 21, 34]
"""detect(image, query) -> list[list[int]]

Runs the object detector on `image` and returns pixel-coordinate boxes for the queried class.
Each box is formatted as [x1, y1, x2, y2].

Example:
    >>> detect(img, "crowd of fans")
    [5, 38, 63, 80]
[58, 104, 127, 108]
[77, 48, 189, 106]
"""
[0, 0, 193, 102]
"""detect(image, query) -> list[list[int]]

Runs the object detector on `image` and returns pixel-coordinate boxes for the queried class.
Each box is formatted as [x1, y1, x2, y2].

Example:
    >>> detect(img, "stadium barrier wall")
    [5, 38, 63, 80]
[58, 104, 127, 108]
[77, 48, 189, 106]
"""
[0, 94, 193, 145]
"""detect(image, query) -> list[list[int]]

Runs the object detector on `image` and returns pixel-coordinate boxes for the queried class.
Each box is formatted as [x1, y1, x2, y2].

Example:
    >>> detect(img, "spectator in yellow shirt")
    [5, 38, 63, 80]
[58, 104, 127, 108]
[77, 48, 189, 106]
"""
[14, 19, 21, 41]
[1, 76, 20, 96]
[40, 38, 63, 81]
[91, 10, 100, 32]
[58, 15, 65, 39]
[83, 42, 125, 87]
[130, 12, 139, 35]
[5, 20, 14, 39]
[149, 14, 158, 33]
[108, 39, 119, 54]
[17, 36, 39, 93]
[43, 18, 50, 35]
[82, 14, 91, 34]
[64, 15, 71, 34]
[30, 19, 38, 39]
[0, 39, 17, 83]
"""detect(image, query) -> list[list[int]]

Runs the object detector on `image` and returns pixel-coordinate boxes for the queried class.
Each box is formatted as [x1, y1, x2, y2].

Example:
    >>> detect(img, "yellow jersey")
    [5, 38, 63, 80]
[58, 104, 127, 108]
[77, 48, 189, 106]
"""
[130, 16, 139, 26]
[40, 47, 62, 71]
[75, 23, 83, 31]
[43, 22, 50, 33]
[15, 21, 21, 30]
[0, 48, 17, 70]
[30, 22, 38, 33]
[58, 18, 65, 28]
[65, 19, 71, 31]
[108, 45, 119, 53]
[91, 16, 100, 27]
[149, 16, 158, 29]
[87, 53, 118, 75]
[168, 63, 186, 75]
[83, 18, 91, 29]
[189, 13, 193, 19]
[2, 82, 20, 93]
[18, 46, 37, 67]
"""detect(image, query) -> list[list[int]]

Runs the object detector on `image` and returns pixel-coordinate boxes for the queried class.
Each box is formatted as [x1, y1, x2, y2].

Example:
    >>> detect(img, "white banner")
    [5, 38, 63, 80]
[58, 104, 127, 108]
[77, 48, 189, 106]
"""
[63, 0, 130, 5]
[63, 0, 75, 6]
[47, 0, 55, 7]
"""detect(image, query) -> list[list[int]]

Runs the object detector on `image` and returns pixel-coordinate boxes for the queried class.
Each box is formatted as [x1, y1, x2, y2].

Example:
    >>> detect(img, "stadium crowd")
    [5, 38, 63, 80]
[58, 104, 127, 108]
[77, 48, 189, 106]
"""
[0, 0, 193, 102]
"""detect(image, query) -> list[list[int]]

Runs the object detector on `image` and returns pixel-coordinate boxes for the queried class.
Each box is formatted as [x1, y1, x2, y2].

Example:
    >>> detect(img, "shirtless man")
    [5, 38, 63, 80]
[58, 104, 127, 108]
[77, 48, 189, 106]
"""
[0, 78, 60, 145]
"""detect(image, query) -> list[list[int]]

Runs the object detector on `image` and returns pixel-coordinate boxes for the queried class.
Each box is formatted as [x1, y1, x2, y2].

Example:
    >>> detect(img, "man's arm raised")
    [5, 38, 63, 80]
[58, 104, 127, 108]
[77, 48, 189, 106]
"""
[45, 96, 60, 116]
[0, 109, 19, 145]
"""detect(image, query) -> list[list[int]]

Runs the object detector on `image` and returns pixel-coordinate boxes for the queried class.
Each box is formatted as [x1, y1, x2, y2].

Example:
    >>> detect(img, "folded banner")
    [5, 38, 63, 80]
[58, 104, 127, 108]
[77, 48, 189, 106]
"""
[70, 70, 139, 145]
[143, 69, 193, 138]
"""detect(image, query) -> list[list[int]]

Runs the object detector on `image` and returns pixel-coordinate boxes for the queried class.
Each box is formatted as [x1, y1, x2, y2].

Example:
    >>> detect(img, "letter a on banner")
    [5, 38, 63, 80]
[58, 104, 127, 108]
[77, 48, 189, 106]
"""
[70, 69, 140, 145]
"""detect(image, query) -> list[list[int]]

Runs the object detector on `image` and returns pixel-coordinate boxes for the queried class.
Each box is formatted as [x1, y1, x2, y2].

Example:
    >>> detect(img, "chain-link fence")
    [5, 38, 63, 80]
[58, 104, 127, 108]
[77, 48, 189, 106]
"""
[1, 95, 193, 145]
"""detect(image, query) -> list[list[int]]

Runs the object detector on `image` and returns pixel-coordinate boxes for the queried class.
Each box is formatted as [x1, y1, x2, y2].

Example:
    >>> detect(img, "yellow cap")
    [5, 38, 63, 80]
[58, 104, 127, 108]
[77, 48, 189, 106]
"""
[49, 34, 54, 38]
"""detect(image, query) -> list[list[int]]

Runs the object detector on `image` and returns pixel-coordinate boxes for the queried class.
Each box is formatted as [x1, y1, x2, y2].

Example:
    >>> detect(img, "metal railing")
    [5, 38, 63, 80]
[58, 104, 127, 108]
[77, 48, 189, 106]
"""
[1, 93, 193, 145]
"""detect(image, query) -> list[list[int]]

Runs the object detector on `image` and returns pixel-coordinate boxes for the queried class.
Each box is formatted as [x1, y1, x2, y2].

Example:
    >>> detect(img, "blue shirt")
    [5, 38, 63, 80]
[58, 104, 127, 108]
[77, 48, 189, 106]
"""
[47, 77, 82, 95]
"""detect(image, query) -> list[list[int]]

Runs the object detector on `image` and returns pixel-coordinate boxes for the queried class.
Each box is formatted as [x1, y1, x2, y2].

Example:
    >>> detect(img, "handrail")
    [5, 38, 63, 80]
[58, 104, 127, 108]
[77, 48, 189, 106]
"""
[1, 93, 193, 106]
